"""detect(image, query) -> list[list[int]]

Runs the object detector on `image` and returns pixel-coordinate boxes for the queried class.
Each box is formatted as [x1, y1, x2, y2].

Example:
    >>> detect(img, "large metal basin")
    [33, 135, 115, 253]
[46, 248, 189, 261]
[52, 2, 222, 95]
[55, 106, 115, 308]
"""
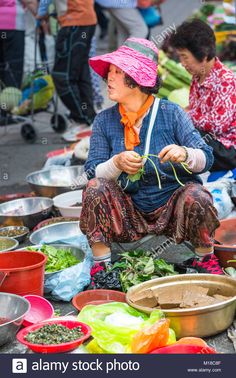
[126, 274, 236, 338]
[26, 166, 87, 198]
[0, 293, 30, 346]
[29, 221, 82, 245]
[0, 197, 53, 230]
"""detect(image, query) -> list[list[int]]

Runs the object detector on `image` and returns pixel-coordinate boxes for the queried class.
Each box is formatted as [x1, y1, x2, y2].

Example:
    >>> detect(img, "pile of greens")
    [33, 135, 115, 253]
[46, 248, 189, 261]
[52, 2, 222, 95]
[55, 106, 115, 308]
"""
[25, 324, 83, 345]
[112, 250, 178, 292]
[27, 245, 80, 273]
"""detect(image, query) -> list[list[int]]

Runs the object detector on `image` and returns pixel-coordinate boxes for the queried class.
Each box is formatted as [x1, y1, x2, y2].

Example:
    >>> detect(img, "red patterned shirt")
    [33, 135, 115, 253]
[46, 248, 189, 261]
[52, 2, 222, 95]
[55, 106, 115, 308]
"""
[188, 57, 236, 149]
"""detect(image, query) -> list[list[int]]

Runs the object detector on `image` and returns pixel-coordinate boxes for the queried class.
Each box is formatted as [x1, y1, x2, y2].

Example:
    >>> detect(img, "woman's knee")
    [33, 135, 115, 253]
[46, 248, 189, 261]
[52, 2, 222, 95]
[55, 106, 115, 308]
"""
[184, 183, 213, 208]
[84, 177, 116, 197]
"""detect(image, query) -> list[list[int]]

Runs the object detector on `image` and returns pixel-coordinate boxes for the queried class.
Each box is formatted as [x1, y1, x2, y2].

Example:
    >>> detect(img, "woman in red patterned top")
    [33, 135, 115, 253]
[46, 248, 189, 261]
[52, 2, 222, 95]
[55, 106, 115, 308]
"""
[170, 19, 236, 171]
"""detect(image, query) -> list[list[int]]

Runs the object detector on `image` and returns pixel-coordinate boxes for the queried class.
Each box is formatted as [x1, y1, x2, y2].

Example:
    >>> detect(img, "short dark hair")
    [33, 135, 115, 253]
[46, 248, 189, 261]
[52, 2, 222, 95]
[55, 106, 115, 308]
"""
[124, 74, 162, 94]
[169, 19, 216, 62]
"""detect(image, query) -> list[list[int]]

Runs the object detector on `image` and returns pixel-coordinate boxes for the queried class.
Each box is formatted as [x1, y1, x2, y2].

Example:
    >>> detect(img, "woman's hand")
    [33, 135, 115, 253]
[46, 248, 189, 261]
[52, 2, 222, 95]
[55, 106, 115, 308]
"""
[158, 144, 187, 163]
[113, 151, 143, 174]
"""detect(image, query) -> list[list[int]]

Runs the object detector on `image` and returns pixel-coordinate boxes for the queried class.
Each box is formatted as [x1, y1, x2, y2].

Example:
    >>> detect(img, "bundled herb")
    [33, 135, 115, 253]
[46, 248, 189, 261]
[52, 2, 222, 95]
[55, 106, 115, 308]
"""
[127, 153, 192, 189]
[25, 324, 84, 345]
[112, 249, 178, 292]
[26, 245, 80, 273]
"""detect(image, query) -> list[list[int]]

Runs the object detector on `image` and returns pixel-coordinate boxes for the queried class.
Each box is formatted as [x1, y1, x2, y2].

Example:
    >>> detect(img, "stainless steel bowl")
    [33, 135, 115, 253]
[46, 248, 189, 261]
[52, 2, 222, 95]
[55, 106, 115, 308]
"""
[126, 274, 236, 338]
[0, 226, 29, 243]
[19, 244, 85, 277]
[0, 197, 53, 230]
[26, 166, 87, 198]
[0, 293, 30, 346]
[29, 221, 82, 244]
[0, 237, 19, 252]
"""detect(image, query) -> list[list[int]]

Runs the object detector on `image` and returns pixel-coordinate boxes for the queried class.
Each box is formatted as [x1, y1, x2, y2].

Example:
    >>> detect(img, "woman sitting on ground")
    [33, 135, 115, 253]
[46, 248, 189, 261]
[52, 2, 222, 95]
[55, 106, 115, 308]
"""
[170, 19, 236, 171]
[80, 37, 222, 274]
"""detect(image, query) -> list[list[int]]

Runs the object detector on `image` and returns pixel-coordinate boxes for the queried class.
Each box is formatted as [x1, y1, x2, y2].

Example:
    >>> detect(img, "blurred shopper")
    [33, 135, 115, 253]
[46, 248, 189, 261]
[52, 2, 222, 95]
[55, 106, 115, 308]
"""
[89, 36, 104, 112]
[0, 0, 37, 88]
[95, 0, 149, 46]
[95, 2, 109, 40]
[0, 0, 37, 125]
[170, 19, 236, 171]
[37, 0, 97, 140]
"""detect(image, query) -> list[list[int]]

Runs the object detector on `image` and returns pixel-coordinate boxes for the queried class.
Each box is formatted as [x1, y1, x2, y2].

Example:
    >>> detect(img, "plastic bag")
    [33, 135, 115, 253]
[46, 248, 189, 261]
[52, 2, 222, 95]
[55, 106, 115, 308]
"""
[44, 235, 93, 301]
[139, 7, 162, 28]
[43, 152, 73, 170]
[77, 302, 148, 353]
[131, 318, 170, 353]
[204, 179, 234, 219]
[77, 303, 175, 353]
[86, 339, 107, 354]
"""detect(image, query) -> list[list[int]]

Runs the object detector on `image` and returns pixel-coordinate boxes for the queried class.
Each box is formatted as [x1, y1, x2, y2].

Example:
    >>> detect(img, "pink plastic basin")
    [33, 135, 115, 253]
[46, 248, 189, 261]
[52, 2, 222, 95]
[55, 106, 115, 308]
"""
[23, 295, 54, 327]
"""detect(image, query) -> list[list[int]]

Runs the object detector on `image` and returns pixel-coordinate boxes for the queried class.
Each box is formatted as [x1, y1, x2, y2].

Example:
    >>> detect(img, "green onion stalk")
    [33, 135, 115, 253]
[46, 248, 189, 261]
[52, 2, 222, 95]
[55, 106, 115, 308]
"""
[128, 153, 192, 189]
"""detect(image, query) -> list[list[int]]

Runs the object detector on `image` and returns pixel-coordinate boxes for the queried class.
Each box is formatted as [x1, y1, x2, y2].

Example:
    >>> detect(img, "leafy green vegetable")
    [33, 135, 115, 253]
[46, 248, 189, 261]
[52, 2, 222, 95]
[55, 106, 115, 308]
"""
[112, 249, 178, 292]
[26, 245, 80, 272]
[168, 87, 190, 108]
[200, 4, 215, 17]
[128, 166, 145, 182]
[158, 50, 192, 86]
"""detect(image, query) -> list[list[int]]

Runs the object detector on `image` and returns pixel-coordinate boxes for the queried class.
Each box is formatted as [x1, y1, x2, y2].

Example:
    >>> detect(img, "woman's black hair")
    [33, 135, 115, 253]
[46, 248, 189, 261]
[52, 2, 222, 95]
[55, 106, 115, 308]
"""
[169, 19, 216, 62]
[124, 74, 162, 94]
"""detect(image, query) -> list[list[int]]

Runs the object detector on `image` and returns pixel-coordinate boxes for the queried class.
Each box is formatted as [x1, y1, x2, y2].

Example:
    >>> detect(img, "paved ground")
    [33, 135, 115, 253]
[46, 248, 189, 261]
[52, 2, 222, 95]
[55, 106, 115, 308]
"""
[0, 0, 235, 354]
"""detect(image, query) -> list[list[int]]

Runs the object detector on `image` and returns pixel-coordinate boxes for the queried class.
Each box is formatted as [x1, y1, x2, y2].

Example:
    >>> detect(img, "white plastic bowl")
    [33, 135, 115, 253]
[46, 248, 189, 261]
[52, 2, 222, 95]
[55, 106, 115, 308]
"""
[53, 190, 83, 218]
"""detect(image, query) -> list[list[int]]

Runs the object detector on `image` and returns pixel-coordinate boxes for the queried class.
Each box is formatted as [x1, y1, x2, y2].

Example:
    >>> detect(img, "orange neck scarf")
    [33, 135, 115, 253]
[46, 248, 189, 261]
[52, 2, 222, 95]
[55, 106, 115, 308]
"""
[119, 95, 154, 150]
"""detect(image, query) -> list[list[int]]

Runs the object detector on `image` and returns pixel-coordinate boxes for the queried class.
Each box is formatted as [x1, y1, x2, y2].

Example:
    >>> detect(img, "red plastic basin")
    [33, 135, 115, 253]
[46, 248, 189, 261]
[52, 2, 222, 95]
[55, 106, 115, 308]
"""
[72, 289, 126, 311]
[214, 218, 236, 268]
[0, 251, 47, 296]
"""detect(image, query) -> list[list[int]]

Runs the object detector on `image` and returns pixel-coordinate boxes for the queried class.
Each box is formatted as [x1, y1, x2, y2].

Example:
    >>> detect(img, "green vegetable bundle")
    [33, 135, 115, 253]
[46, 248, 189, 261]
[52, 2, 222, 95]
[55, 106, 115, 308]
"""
[159, 50, 192, 86]
[157, 51, 192, 101]
[27, 245, 80, 273]
[113, 250, 178, 292]
[168, 87, 190, 108]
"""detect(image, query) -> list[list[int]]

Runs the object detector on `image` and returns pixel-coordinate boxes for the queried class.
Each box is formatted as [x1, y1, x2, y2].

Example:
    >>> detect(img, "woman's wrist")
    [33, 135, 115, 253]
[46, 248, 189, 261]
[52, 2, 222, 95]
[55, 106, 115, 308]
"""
[182, 146, 188, 162]
[113, 154, 120, 170]
[183, 147, 206, 172]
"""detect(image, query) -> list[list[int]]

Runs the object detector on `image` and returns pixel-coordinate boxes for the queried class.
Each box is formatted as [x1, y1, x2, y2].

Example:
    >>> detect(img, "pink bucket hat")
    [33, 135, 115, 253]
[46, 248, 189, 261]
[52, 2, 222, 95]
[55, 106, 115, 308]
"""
[89, 37, 158, 87]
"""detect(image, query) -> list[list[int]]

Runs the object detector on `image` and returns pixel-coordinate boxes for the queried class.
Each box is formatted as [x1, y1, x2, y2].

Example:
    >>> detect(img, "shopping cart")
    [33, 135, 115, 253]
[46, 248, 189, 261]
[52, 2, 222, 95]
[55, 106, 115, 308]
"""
[0, 21, 68, 143]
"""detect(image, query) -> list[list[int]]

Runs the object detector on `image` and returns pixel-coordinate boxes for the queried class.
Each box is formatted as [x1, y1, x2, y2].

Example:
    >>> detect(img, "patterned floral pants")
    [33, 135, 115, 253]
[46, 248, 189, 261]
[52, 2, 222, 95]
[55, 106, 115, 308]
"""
[80, 178, 220, 249]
